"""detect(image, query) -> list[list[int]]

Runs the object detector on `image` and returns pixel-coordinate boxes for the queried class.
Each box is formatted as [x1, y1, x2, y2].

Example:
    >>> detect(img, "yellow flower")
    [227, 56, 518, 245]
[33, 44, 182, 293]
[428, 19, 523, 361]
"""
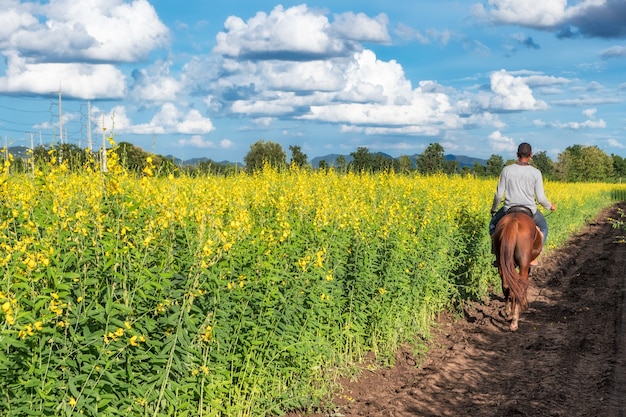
[26, 257, 36, 270]
[24, 323, 34, 336]
[49, 300, 64, 315]
[129, 335, 139, 347]
[69, 397, 77, 407]
[202, 326, 212, 343]
[34, 321, 43, 331]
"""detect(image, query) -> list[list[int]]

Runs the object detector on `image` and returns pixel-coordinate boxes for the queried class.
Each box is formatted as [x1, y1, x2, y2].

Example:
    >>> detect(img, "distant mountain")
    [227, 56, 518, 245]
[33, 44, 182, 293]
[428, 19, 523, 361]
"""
[165, 155, 238, 167]
[444, 154, 487, 168]
[310, 153, 352, 167]
[311, 152, 487, 169]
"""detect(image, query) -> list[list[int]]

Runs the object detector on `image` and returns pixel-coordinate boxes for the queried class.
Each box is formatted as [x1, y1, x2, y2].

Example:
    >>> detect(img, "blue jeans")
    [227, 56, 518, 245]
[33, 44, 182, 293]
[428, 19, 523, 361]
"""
[489, 207, 548, 243]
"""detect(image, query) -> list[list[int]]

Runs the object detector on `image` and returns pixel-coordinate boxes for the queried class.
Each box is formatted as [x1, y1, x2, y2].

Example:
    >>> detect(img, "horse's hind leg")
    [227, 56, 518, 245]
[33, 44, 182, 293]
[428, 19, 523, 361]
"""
[510, 303, 520, 332]
[503, 288, 512, 319]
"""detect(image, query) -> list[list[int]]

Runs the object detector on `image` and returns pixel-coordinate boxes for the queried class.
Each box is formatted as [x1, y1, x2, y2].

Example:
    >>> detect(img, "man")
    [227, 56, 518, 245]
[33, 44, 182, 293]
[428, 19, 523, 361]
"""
[489, 142, 556, 264]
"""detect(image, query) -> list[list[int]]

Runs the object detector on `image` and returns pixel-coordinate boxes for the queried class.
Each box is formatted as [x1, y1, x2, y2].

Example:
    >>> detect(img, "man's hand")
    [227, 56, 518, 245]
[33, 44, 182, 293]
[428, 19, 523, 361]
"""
[550, 202, 556, 211]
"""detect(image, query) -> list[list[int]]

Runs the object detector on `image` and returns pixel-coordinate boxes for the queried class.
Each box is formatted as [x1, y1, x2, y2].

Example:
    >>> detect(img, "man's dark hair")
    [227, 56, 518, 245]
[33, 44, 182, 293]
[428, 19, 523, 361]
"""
[517, 142, 532, 158]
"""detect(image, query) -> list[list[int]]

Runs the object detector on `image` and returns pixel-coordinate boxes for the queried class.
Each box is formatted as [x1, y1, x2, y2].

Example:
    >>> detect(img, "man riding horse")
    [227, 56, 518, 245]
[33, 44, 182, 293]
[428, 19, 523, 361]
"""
[489, 142, 556, 265]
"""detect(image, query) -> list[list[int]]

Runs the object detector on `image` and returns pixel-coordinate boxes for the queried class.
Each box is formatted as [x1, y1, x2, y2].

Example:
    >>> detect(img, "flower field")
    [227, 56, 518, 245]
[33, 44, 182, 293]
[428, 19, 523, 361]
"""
[0, 151, 623, 416]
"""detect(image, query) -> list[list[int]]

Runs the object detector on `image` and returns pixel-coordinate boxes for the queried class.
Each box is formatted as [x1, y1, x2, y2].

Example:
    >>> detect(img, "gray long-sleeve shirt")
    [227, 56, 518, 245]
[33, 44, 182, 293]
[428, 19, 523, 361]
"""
[491, 163, 552, 214]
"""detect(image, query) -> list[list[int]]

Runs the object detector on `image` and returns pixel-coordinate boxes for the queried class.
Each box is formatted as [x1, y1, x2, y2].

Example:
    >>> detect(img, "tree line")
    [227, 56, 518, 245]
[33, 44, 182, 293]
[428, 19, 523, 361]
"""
[243, 140, 626, 183]
[5, 140, 626, 182]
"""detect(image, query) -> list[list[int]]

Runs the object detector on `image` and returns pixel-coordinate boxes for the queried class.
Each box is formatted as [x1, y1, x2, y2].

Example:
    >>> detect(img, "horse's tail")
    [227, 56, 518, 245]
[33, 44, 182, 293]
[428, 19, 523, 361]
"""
[498, 218, 529, 310]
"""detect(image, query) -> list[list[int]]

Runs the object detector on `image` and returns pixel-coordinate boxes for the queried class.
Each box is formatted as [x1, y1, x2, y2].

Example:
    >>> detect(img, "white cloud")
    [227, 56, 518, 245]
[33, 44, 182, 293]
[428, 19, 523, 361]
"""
[476, 0, 568, 28]
[488, 130, 517, 152]
[552, 119, 606, 129]
[0, 52, 126, 98]
[130, 60, 183, 102]
[532, 111, 606, 130]
[0, 0, 168, 99]
[144, 103, 214, 135]
[475, 0, 626, 38]
[257, 59, 346, 92]
[394, 23, 430, 44]
[100, 103, 215, 135]
[177, 135, 217, 149]
[95, 105, 134, 133]
[330, 11, 390, 43]
[600, 45, 626, 58]
[486, 69, 548, 111]
[0, 0, 169, 63]
[523, 74, 571, 87]
[251, 117, 274, 127]
[213, 4, 389, 59]
[582, 108, 597, 118]
[608, 138, 625, 148]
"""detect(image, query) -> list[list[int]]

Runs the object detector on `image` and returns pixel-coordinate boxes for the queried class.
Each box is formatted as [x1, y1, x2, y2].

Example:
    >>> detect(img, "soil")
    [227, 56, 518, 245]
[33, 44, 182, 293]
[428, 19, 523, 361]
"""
[286, 203, 626, 417]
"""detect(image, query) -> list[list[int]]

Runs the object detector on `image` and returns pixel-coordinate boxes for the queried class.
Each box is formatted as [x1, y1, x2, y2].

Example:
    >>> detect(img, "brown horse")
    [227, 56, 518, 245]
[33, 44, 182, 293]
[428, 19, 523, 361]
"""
[492, 208, 543, 331]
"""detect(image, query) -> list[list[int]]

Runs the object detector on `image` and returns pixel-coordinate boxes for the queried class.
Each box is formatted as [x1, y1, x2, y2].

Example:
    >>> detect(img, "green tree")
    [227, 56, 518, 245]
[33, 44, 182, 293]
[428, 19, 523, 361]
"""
[416, 143, 444, 174]
[336, 155, 347, 172]
[244, 140, 287, 173]
[349, 147, 373, 173]
[372, 153, 396, 172]
[443, 159, 459, 175]
[612, 154, 626, 182]
[397, 155, 414, 173]
[472, 162, 486, 177]
[114, 141, 149, 172]
[556, 145, 613, 182]
[194, 159, 240, 176]
[289, 145, 307, 168]
[556, 144, 582, 182]
[111, 142, 176, 176]
[531, 151, 555, 180]
[32, 143, 91, 171]
[485, 154, 504, 177]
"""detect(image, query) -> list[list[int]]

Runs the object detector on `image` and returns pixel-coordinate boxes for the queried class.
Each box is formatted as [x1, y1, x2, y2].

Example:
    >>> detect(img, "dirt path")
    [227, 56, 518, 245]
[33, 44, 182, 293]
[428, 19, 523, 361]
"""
[287, 203, 626, 417]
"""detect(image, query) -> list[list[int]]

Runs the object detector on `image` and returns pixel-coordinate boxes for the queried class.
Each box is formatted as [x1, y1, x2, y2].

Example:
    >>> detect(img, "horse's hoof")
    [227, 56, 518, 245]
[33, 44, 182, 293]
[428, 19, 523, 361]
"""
[510, 323, 519, 332]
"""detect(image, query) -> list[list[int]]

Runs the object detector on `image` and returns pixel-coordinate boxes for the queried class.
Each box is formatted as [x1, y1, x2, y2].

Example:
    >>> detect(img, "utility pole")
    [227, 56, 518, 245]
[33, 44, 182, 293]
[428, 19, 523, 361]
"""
[58, 88, 63, 164]
[87, 100, 92, 151]
[101, 114, 107, 172]
[29, 132, 34, 173]
[58, 88, 63, 144]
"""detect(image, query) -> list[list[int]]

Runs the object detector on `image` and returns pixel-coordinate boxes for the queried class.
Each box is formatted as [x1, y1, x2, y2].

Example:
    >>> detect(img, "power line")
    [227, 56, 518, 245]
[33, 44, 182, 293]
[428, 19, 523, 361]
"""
[0, 103, 48, 113]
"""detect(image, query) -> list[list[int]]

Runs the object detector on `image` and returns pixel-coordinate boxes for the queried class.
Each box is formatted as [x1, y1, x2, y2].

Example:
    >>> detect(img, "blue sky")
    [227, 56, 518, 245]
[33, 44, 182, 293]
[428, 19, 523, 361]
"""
[0, 0, 625, 163]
